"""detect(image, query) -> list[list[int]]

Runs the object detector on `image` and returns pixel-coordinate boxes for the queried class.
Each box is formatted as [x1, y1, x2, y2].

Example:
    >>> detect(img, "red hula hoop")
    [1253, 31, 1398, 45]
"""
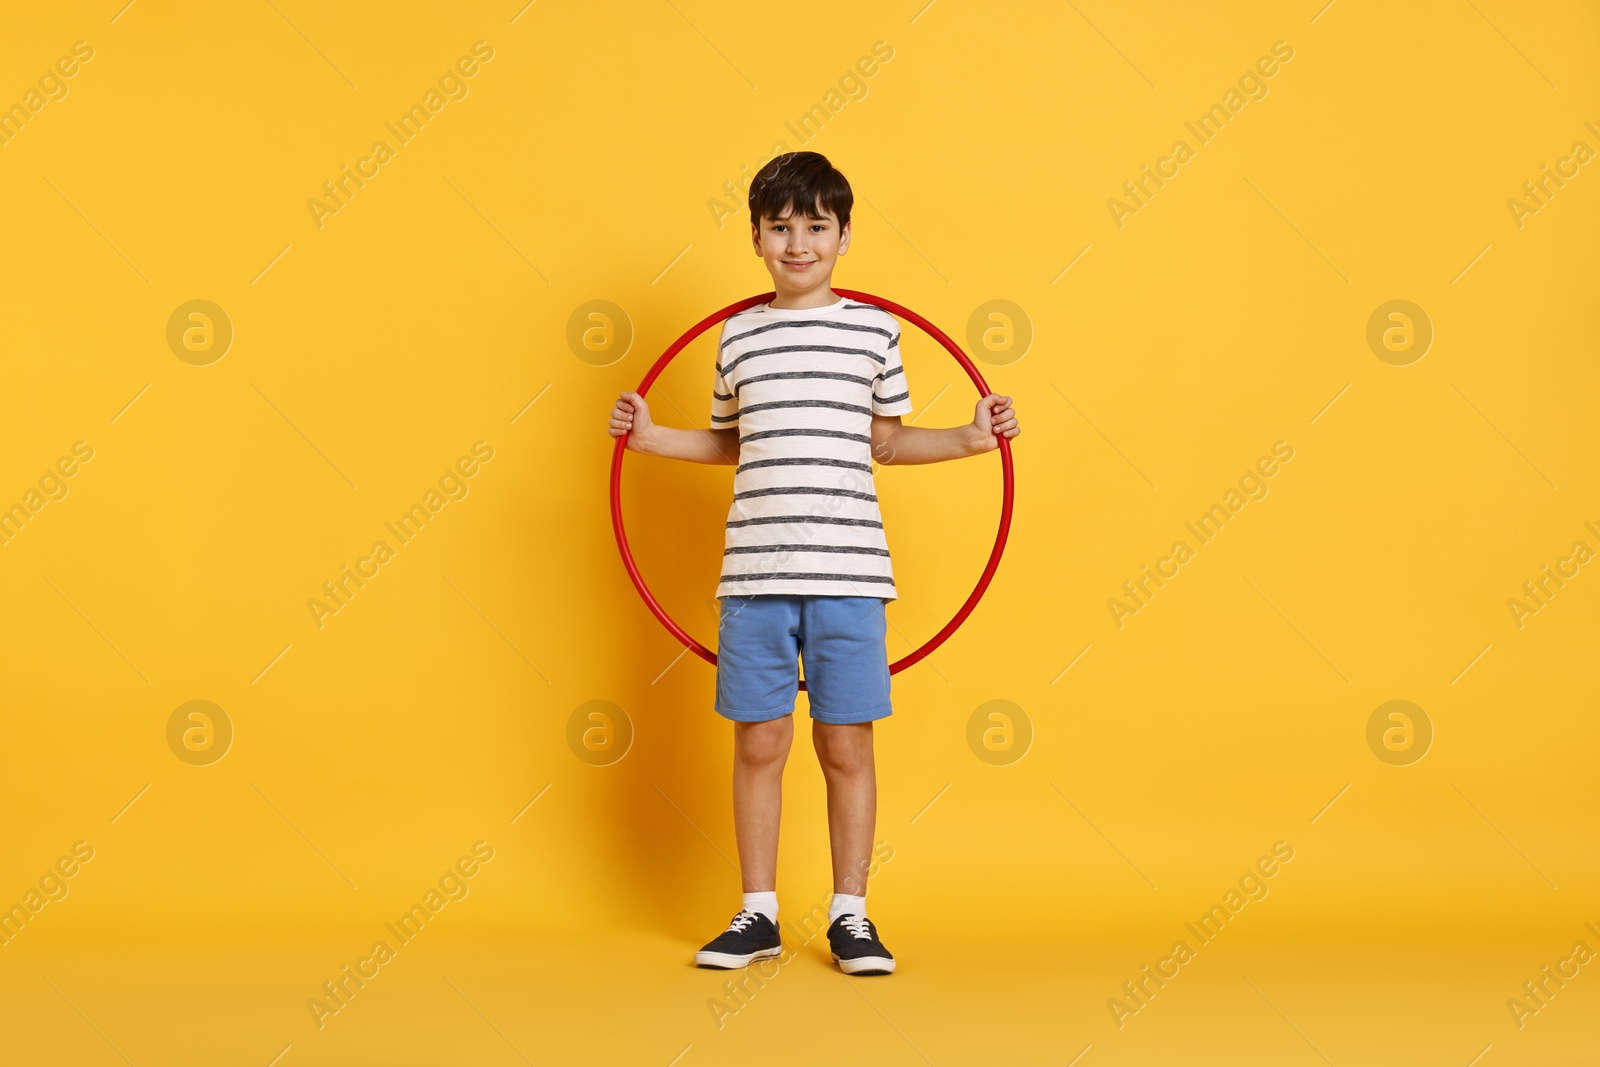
[610, 288, 1015, 688]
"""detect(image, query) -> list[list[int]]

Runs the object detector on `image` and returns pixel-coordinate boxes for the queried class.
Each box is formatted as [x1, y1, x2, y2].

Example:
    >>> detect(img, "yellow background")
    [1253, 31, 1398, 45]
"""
[2, 0, 1597, 1063]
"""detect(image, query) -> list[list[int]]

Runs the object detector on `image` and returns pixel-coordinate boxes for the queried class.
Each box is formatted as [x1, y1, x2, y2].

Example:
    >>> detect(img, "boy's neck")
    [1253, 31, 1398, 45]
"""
[769, 283, 840, 310]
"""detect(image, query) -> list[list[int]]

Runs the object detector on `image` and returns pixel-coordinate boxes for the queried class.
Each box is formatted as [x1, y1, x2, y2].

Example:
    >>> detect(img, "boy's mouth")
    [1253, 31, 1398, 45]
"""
[782, 261, 816, 272]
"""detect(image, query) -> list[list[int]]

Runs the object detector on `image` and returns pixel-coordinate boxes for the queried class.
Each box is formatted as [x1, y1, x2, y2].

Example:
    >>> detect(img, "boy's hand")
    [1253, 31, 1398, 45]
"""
[609, 391, 655, 451]
[971, 393, 1020, 453]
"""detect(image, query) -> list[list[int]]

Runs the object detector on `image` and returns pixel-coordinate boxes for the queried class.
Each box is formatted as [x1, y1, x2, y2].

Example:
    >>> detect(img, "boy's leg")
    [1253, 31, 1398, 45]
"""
[694, 714, 791, 970]
[715, 594, 804, 893]
[811, 721, 876, 894]
[800, 597, 896, 974]
[696, 596, 799, 968]
[732, 715, 794, 892]
[800, 596, 892, 898]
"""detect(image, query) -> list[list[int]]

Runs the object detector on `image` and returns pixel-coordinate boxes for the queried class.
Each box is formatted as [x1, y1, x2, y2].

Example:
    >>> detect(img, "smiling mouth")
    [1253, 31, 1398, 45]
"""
[783, 261, 815, 269]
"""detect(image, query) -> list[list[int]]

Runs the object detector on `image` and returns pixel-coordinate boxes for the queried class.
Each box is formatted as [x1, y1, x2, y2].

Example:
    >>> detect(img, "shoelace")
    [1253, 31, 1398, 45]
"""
[841, 914, 873, 940]
[726, 909, 760, 933]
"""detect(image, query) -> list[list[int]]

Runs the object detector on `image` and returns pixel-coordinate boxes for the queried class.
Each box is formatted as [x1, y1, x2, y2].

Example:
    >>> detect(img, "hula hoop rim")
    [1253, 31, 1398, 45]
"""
[609, 288, 1014, 688]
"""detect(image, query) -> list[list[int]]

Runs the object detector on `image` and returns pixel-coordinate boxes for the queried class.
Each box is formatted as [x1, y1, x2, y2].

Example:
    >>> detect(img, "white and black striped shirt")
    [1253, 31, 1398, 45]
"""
[712, 295, 913, 599]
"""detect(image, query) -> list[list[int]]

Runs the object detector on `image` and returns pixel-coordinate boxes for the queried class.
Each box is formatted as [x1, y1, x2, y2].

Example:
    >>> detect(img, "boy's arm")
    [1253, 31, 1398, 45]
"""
[609, 390, 739, 465]
[635, 424, 740, 465]
[870, 394, 1020, 465]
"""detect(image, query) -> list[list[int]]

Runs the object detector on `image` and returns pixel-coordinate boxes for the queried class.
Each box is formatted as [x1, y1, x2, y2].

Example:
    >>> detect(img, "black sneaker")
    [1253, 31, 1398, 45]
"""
[694, 909, 783, 969]
[827, 913, 896, 975]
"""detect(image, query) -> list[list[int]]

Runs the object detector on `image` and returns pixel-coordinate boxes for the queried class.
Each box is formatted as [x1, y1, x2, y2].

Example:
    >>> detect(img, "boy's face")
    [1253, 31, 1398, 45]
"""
[751, 203, 850, 298]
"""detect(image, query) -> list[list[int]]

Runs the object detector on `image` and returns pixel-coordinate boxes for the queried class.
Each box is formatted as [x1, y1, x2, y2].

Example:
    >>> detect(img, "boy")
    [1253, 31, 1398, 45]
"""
[607, 152, 1020, 975]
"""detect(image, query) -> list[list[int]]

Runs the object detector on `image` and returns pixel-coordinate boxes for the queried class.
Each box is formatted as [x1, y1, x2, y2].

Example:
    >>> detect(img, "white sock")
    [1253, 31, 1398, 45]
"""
[742, 891, 778, 923]
[829, 893, 866, 924]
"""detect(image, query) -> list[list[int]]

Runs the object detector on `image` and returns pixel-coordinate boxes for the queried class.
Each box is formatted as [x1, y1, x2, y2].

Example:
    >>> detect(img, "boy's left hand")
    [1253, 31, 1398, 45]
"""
[972, 394, 1020, 452]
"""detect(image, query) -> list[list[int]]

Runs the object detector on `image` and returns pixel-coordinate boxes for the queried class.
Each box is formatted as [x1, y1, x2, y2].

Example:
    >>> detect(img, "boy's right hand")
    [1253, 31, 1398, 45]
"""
[609, 391, 654, 449]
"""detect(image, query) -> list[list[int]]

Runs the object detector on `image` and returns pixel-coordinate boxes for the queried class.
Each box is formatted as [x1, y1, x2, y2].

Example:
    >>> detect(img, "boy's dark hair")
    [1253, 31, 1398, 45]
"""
[748, 152, 852, 230]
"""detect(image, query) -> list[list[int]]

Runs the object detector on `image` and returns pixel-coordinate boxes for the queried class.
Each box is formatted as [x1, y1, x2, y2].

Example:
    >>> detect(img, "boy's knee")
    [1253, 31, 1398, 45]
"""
[735, 718, 793, 767]
[813, 723, 873, 775]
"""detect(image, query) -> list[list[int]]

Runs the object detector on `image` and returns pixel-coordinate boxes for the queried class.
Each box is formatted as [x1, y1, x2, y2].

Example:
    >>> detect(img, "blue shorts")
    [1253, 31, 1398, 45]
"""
[715, 594, 892, 725]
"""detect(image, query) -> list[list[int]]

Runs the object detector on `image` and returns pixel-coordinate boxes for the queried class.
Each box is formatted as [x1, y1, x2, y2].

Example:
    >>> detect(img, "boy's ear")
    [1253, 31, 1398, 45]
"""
[751, 220, 762, 254]
[838, 220, 851, 254]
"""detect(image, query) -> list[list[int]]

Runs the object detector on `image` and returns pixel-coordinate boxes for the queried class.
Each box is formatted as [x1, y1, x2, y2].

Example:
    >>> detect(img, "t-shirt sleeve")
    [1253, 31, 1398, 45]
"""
[711, 325, 739, 427]
[872, 318, 912, 416]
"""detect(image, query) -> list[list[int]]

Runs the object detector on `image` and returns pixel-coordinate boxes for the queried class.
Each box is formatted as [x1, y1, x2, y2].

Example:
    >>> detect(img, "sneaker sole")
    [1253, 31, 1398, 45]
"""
[695, 945, 783, 969]
[833, 952, 896, 975]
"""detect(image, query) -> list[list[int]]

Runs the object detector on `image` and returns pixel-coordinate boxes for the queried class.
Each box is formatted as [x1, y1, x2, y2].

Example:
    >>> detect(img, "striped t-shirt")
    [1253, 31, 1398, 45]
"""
[712, 295, 913, 599]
